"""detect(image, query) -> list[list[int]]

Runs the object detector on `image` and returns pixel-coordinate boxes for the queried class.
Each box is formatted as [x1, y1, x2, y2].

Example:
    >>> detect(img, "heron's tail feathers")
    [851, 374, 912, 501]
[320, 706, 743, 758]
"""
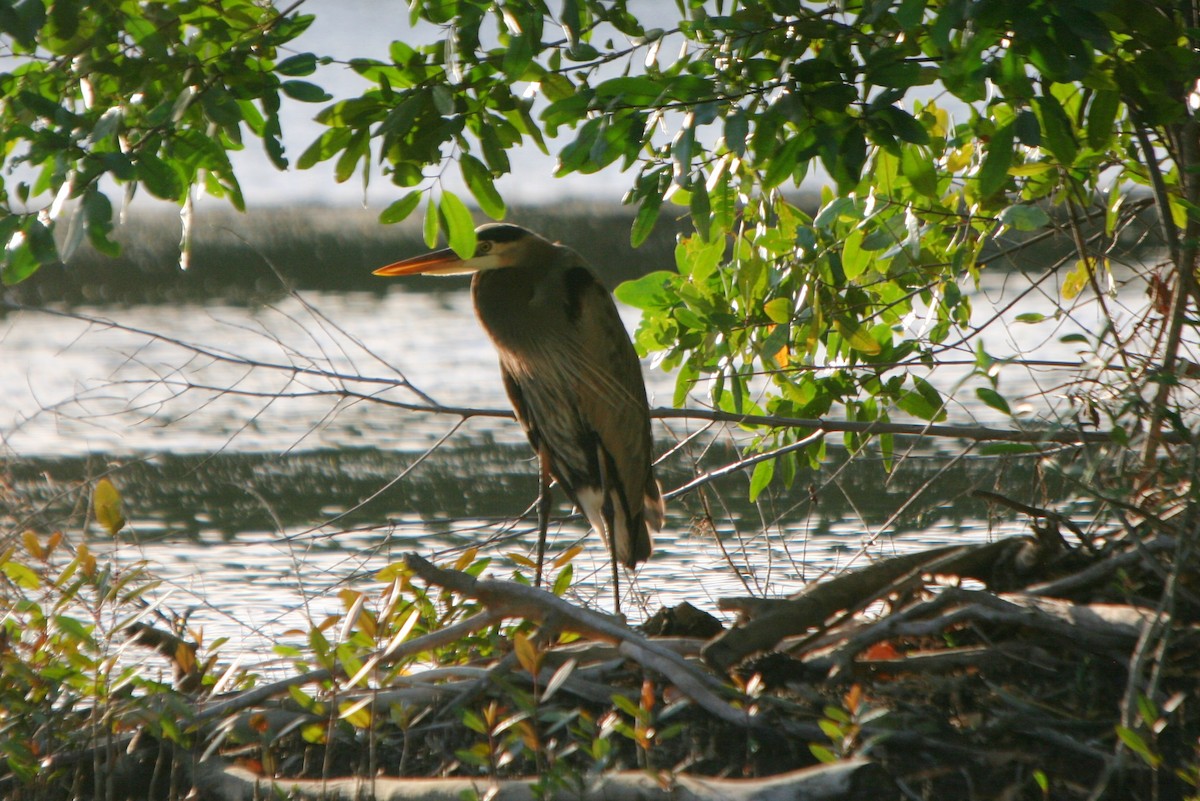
[576, 478, 661, 569]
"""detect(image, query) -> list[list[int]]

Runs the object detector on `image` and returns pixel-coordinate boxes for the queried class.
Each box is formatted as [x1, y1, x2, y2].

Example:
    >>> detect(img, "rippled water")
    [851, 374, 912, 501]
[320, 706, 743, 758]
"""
[2, 270, 1130, 653]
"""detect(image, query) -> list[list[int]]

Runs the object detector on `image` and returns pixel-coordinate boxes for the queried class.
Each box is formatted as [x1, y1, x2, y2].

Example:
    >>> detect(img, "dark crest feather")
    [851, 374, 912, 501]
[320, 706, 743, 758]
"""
[477, 223, 527, 243]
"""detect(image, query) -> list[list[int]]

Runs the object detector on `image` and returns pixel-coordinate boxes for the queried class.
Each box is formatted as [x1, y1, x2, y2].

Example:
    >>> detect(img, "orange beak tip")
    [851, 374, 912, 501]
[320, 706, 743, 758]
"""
[372, 249, 464, 277]
[372, 263, 409, 277]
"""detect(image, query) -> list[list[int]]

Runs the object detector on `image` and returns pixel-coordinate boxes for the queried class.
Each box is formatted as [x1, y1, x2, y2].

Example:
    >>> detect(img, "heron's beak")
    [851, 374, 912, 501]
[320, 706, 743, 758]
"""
[373, 248, 474, 276]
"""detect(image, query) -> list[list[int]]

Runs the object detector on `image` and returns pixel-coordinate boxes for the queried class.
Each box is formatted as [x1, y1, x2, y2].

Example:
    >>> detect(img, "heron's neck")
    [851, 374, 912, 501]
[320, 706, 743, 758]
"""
[471, 265, 542, 349]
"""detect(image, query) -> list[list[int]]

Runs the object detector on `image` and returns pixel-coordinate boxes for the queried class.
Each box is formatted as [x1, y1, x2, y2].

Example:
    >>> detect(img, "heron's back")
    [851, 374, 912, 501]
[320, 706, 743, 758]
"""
[472, 250, 661, 567]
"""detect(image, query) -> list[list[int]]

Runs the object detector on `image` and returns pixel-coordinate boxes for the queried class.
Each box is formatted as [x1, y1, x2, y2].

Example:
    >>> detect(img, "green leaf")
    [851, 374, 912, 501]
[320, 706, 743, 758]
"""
[1116, 726, 1163, 768]
[1035, 93, 1078, 166]
[897, 376, 946, 421]
[763, 297, 791, 324]
[614, 271, 677, 311]
[1086, 90, 1120, 149]
[834, 317, 881, 356]
[901, 145, 938, 198]
[997, 204, 1050, 231]
[460, 154, 505, 220]
[1, 559, 39, 590]
[551, 563, 573, 596]
[841, 228, 870, 281]
[379, 191, 422, 225]
[1015, 312, 1047, 323]
[440, 191, 476, 259]
[276, 52, 318, 76]
[749, 457, 775, 502]
[763, 137, 802, 189]
[977, 122, 1014, 198]
[296, 128, 352, 169]
[423, 195, 439, 248]
[689, 179, 711, 242]
[3, 237, 40, 285]
[808, 743, 838, 764]
[83, 190, 119, 257]
[560, 0, 582, 44]
[281, 80, 332, 102]
[975, 388, 1011, 415]
[594, 76, 664, 104]
[137, 152, 184, 200]
[24, 217, 58, 265]
[724, 110, 748, 156]
[631, 192, 663, 247]
[875, 105, 930, 144]
[334, 131, 368, 183]
[54, 615, 92, 642]
[710, 169, 736, 233]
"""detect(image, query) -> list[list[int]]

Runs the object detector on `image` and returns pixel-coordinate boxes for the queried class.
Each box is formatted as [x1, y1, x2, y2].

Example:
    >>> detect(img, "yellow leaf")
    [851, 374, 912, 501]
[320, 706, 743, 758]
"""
[552, 544, 583, 569]
[517, 720, 540, 750]
[930, 107, 950, 138]
[93, 478, 126, 536]
[358, 609, 378, 639]
[339, 698, 373, 728]
[508, 551, 536, 568]
[174, 643, 197, 674]
[1007, 161, 1055, 176]
[945, 143, 973, 172]
[375, 561, 412, 582]
[1062, 258, 1092, 300]
[513, 631, 539, 674]
[22, 530, 44, 561]
[453, 547, 478, 571]
[77, 542, 95, 577]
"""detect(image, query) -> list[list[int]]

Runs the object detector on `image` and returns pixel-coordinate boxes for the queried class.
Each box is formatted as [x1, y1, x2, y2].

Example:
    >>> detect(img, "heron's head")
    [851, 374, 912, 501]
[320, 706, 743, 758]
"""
[374, 223, 545, 277]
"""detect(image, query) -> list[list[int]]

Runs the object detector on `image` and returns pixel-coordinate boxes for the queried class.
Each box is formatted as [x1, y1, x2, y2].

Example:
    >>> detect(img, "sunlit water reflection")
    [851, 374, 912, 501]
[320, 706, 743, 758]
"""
[2, 271, 1135, 655]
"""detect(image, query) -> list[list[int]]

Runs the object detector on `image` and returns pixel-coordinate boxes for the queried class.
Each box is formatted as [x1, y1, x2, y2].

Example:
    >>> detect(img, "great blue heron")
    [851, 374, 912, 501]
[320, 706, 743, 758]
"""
[374, 223, 664, 613]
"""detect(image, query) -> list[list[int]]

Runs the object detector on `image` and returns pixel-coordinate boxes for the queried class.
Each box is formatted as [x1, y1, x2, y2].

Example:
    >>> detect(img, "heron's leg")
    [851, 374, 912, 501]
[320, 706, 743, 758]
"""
[611, 556, 622, 616]
[535, 457, 551, 588]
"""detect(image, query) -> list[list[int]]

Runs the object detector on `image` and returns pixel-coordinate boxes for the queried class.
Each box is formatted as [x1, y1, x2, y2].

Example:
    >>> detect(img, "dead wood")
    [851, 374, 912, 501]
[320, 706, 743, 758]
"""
[812, 588, 1186, 674]
[703, 535, 1070, 672]
[188, 757, 896, 801]
[403, 553, 752, 728]
[16, 492, 1200, 801]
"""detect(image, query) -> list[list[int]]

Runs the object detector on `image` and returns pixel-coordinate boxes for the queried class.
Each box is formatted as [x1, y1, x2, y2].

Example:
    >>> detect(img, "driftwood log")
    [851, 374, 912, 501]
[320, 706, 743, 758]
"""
[190, 759, 895, 801]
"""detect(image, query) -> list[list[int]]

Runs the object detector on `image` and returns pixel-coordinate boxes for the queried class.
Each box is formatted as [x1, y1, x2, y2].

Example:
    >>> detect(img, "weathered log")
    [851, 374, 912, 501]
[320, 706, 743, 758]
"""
[403, 553, 751, 728]
[704, 538, 1049, 672]
[818, 588, 1184, 674]
[189, 758, 896, 801]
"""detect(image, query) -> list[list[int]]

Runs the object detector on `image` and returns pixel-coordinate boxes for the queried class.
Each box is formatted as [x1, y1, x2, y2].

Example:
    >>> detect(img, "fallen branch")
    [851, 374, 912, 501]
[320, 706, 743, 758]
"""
[403, 553, 751, 728]
[189, 758, 896, 801]
[704, 536, 1059, 672]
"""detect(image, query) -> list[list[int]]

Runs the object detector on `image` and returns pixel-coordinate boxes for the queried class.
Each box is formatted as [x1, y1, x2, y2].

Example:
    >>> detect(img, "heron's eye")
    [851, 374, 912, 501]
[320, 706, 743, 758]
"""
[477, 241, 493, 255]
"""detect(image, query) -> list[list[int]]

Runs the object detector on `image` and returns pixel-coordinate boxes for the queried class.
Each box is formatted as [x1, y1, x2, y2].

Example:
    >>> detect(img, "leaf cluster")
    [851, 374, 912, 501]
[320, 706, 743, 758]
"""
[5, 0, 1200, 492]
[0, 0, 323, 282]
